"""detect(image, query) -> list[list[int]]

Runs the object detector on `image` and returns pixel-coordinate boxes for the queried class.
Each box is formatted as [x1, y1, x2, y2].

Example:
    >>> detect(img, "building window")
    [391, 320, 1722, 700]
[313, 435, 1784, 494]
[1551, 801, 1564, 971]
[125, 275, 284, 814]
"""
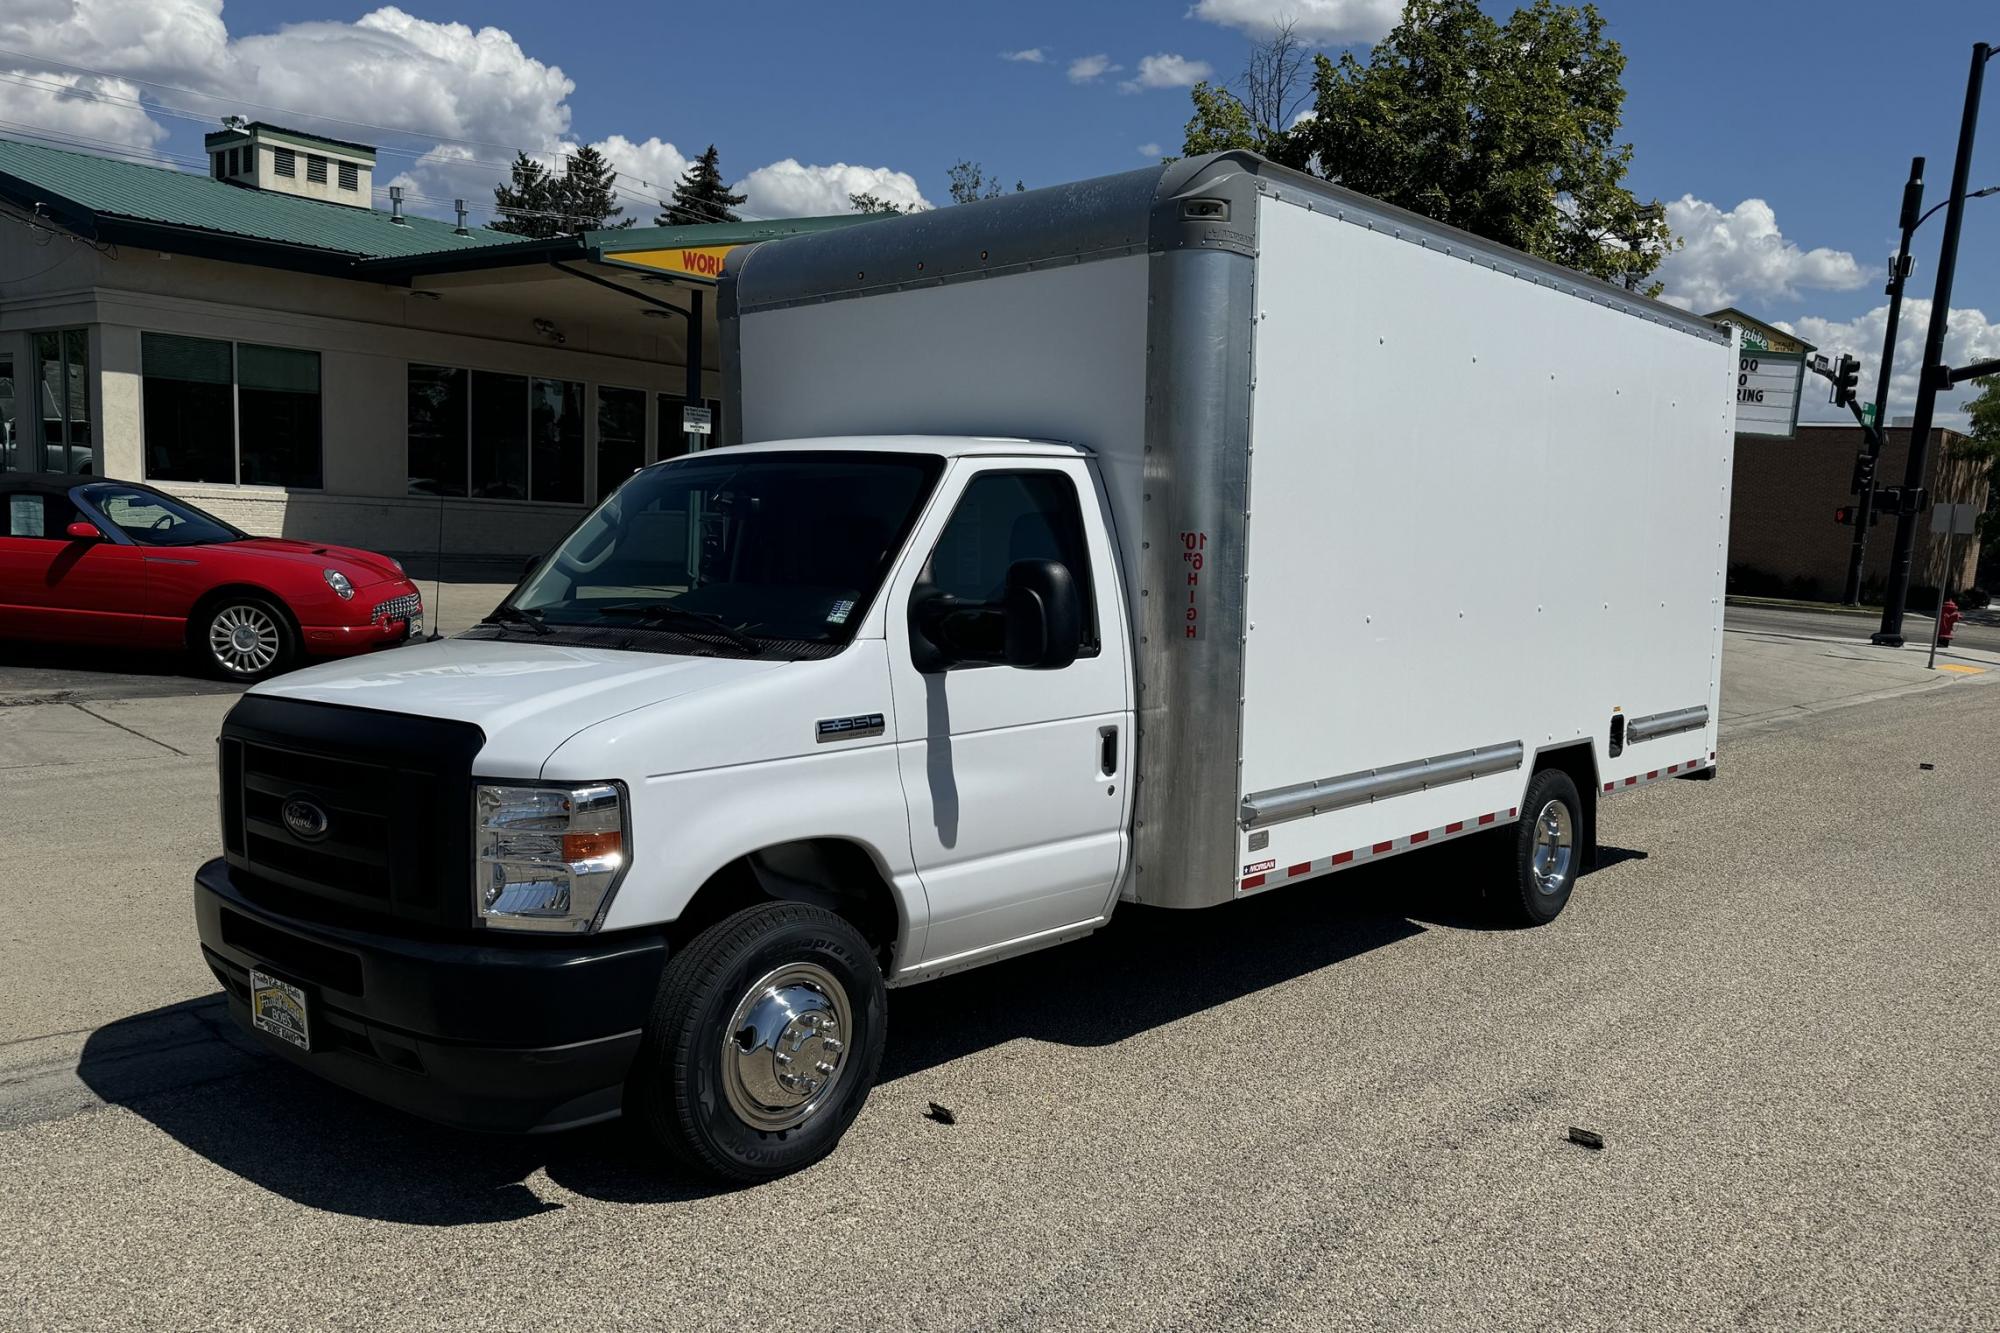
[141, 333, 322, 488]
[338, 161, 358, 191]
[0, 351, 17, 472]
[34, 330, 91, 475]
[306, 155, 327, 184]
[595, 387, 645, 502]
[656, 393, 722, 461]
[274, 148, 295, 178]
[407, 364, 585, 502]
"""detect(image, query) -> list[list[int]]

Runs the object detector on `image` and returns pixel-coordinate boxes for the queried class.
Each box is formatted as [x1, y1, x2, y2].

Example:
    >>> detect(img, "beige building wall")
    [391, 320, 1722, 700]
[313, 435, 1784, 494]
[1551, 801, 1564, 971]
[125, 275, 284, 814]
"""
[2, 239, 722, 559]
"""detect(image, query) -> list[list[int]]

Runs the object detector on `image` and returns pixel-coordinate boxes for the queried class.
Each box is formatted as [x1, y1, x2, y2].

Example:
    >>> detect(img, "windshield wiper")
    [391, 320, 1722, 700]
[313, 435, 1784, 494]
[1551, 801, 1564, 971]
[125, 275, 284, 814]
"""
[598, 603, 760, 653]
[482, 605, 551, 636]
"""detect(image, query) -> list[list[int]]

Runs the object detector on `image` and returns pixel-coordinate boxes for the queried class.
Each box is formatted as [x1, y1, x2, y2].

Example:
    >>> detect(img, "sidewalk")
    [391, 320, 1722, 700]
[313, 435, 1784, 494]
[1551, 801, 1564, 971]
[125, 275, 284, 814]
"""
[1720, 618, 1999, 734]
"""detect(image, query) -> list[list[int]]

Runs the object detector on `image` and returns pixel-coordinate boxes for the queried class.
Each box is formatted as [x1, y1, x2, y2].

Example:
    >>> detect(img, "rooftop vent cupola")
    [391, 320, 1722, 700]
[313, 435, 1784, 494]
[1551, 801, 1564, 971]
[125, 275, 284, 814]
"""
[204, 119, 376, 209]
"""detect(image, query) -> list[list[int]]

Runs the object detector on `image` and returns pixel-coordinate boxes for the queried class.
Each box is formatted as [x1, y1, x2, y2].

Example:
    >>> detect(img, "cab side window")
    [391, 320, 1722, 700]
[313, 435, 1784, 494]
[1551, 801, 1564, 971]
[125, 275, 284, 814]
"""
[920, 471, 1099, 653]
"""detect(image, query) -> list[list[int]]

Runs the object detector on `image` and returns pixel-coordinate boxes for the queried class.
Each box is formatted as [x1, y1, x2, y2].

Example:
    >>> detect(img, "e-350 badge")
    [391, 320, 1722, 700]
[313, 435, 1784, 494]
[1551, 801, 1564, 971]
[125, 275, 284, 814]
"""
[816, 713, 885, 743]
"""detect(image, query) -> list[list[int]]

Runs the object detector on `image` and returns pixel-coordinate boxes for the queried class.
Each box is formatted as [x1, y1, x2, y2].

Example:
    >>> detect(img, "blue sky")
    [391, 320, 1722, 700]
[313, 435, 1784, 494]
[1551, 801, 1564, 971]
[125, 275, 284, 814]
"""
[4, 1, 1997, 418]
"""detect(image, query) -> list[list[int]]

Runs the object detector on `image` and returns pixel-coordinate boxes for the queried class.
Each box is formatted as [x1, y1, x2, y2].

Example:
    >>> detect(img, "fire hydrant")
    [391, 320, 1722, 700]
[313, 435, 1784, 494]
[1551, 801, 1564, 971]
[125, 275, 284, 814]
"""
[1940, 600, 1963, 647]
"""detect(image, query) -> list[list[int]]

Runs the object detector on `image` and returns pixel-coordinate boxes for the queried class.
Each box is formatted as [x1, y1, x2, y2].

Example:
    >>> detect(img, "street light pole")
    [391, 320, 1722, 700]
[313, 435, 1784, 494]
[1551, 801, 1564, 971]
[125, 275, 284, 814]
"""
[1840, 156, 1924, 606]
[1874, 42, 1993, 647]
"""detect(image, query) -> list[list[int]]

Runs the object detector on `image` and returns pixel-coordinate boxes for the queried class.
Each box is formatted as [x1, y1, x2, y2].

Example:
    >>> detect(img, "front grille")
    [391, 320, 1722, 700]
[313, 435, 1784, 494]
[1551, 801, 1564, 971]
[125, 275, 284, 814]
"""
[370, 591, 421, 625]
[219, 696, 484, 930]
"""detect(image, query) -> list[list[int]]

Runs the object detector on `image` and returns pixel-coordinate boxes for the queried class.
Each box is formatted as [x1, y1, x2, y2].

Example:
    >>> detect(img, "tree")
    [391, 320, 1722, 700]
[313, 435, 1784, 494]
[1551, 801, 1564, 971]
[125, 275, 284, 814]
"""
[1191, 0, 1675, 292]
[489, 151, 559, 237]
[848, 191, 923, 215]
[1182, 21, 1314, 167]
[946, 160, 1024, 206]
[660, 145, 747, 226]
[553, 144, 630, 231]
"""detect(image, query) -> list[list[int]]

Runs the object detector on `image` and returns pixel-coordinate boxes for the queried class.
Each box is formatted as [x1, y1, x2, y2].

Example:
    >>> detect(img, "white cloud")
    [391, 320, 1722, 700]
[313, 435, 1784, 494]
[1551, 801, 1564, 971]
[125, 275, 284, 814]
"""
[1191, 0, 1405, 44]
[1138, 142, 1164, 158]
[0, 71, 168, 157]
[1780, 300, 2000, 427]
[0, 2, 923, 227]
[1068, 54, 1119, 84]
[1119, 53, 1213, 93]
[736, 159, 930, 218]
[1652, 195, 1866, 313]
[999, 48, 1045, 63]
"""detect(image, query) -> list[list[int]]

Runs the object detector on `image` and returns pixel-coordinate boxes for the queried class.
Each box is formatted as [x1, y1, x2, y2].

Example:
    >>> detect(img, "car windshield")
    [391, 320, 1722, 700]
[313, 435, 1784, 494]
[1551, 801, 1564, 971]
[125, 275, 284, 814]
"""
[79, 484, 245, 547]
[507, 450, 943, 651]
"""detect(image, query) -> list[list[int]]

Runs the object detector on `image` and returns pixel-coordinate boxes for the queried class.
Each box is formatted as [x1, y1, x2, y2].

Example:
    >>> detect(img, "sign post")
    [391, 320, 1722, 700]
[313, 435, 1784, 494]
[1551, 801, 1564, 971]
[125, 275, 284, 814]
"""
[1926, 502, 1979, 669]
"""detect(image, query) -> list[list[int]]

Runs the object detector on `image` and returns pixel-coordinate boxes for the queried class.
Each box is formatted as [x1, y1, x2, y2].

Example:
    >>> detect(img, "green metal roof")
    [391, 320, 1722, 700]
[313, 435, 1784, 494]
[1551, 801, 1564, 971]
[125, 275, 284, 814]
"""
[0, 134, 888, 284]
[0, 136, 508, 262]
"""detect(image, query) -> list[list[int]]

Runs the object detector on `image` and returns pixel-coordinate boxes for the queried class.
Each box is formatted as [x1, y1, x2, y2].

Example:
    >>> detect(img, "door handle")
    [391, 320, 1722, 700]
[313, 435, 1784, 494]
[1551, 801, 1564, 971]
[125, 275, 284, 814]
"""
[1099, 725, 1119, 776]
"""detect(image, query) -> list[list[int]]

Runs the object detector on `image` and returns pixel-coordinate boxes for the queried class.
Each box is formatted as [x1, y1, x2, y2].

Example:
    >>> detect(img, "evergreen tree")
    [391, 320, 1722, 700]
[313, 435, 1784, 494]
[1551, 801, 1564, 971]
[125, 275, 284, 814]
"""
[660, 145, 747, 226]
[553, 144, 631, 230]
[489, 152, 558, 237]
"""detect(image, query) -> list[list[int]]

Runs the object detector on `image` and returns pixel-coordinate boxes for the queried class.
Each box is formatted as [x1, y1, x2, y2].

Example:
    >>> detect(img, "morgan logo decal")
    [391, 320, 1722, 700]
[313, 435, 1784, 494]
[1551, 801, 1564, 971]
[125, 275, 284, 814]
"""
[1242, 859, 1276, 876]
[816, 713, 886, 743]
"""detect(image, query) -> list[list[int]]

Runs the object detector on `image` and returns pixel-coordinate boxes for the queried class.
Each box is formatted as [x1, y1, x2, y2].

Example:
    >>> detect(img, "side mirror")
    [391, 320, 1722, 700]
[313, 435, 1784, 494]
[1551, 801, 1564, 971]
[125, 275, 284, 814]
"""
[65, 520, 103, 542]
[911, 559, 1083, 672]
[1001, 559, 1082, 670]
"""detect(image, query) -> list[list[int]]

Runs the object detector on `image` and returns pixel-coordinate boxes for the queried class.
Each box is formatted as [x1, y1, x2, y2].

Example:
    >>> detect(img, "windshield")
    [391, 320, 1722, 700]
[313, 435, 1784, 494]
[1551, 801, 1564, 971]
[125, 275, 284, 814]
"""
[79, 483, 245, 547]
[507, 450, 943, 651]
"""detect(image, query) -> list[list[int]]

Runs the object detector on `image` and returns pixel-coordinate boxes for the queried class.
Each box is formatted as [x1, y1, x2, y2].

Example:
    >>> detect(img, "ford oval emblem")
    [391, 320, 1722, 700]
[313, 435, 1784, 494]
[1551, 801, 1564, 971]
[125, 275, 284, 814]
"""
[281, 796, 330, 843]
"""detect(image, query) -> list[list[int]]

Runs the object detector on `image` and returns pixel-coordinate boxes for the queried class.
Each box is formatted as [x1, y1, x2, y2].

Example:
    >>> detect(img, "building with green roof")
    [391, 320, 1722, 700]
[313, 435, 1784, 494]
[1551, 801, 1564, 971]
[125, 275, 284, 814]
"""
[0, 130, 877, 558]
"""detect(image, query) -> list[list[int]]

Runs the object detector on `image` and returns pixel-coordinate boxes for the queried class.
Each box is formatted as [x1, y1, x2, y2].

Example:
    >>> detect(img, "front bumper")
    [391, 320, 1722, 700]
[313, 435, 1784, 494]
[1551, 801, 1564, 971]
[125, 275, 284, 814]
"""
[302, 582, 426, 657]
[194, 858, 666, 1133]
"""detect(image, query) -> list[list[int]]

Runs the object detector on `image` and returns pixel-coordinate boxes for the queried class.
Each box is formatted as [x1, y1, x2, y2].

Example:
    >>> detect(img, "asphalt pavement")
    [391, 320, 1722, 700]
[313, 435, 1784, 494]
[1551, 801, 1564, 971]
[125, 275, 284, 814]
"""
[0, 608, 1995, 1328]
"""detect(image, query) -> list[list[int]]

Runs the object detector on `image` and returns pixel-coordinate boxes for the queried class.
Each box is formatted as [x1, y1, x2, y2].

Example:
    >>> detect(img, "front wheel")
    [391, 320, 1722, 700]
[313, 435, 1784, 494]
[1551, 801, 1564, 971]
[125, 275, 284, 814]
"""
[198, 596, 295, 681]
[630, 902, 886, 1183]
[1497, 769, 1585, 926]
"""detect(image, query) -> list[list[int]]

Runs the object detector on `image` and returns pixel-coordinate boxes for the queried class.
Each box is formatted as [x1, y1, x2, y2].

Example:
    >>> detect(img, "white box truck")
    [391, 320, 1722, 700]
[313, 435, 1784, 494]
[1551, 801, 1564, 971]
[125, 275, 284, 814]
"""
[193, 153, 1737, 1181]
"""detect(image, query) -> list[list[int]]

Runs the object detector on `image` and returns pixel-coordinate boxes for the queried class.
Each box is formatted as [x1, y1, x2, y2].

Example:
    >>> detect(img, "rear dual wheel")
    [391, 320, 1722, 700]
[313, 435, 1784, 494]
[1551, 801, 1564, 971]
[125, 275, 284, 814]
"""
[630, 902, 886, 1183]
[1496, 768, 1584, 926]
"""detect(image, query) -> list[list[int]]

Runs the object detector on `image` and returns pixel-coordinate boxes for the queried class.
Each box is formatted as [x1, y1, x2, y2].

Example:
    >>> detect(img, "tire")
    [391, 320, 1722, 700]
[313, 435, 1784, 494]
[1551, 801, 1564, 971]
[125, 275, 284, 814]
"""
[630, 902, 887, 1183]
[1497, 768, 1585, 926]
[197, 596, 296, 682]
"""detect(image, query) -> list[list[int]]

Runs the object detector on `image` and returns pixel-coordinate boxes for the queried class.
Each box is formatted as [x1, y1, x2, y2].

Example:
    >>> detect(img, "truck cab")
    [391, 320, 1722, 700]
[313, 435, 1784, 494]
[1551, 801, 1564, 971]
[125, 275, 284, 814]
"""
[195, 437, 1133, 1179]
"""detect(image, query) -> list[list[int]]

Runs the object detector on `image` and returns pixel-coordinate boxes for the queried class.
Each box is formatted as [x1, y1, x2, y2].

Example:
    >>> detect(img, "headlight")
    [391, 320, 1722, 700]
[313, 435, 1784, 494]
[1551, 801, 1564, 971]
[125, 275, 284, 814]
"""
[475, 782, 629, 933]
[322, 568, 354, 600]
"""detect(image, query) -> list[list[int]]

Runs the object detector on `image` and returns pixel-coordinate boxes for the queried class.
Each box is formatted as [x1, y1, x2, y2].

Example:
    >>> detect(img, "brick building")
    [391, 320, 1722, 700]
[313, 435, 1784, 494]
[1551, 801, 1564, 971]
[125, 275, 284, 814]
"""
[1728, 423, 1989, 603]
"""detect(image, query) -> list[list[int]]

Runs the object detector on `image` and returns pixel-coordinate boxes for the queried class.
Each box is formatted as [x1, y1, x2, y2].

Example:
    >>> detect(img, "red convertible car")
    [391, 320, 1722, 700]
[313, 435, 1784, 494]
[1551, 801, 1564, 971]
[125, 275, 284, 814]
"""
[1, 474, 424, 681]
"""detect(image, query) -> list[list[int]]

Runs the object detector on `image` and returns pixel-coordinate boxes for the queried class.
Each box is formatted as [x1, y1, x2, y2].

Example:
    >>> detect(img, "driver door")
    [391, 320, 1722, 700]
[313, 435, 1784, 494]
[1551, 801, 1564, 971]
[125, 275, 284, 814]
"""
[0, 487, 148, 645]
[886, 457, 1133, 966]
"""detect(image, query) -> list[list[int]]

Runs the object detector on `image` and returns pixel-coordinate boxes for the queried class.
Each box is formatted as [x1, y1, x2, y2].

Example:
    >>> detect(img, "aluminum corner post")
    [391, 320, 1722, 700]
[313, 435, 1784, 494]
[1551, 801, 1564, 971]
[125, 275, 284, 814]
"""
[1129, 157, 1261, 909]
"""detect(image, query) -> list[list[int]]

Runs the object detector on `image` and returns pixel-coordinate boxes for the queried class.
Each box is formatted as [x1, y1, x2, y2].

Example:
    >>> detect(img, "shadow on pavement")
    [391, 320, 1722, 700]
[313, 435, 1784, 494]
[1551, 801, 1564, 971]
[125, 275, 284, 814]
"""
[76, 839, 1649, 1225]
[0, 640, 241, 702]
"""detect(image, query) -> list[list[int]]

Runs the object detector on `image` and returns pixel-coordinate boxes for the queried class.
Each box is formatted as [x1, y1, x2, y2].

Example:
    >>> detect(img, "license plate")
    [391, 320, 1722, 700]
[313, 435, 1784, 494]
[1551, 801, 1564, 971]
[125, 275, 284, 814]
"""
[249, 968, 310, 1050]
[405, 613, 424, 640]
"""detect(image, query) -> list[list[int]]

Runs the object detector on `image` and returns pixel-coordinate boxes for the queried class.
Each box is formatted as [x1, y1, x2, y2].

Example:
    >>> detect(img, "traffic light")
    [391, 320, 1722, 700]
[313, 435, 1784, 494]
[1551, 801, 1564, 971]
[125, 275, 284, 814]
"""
[1835, 505, 1856, 526]
[1830, 354, 1862, 408]
[1849, 451, 1876, 495]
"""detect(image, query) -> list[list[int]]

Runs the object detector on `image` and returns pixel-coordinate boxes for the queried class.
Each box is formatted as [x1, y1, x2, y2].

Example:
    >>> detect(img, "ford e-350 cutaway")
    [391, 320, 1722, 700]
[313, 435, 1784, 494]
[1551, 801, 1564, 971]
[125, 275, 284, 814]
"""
[193, 153, 1736, 1181]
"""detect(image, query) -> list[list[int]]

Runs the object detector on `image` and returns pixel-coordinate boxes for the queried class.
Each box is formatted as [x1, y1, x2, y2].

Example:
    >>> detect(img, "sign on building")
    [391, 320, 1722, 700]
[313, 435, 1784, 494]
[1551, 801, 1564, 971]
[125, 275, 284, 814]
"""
[1733, 348, 1805, 438]
[682, 405, 713, 436]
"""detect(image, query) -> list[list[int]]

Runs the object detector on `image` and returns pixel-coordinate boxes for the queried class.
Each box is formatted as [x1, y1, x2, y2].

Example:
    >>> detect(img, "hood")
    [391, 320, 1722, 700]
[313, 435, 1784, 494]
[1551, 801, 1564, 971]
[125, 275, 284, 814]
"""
[250, 637, 787, 776]
[231, 537, 405, 586]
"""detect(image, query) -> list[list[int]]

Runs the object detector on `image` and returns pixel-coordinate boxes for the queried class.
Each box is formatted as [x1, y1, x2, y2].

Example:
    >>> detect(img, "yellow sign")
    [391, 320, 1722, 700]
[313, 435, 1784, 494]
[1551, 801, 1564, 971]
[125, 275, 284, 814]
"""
[605, 245, 737, 281]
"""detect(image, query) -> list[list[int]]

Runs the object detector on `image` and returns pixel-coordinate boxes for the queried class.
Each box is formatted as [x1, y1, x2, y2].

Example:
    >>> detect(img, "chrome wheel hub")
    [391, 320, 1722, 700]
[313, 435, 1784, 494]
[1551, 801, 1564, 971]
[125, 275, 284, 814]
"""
[209, 604, 280, 676]
[720, 963, 851, 1132]
[1530, 798, 1574, 896]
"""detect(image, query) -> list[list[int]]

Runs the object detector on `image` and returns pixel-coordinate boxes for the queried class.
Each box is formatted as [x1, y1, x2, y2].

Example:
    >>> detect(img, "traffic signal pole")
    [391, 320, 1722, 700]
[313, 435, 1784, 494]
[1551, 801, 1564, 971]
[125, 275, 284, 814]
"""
[1840, 157, 1923, 607]
[1875, 43, 1992, 647]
